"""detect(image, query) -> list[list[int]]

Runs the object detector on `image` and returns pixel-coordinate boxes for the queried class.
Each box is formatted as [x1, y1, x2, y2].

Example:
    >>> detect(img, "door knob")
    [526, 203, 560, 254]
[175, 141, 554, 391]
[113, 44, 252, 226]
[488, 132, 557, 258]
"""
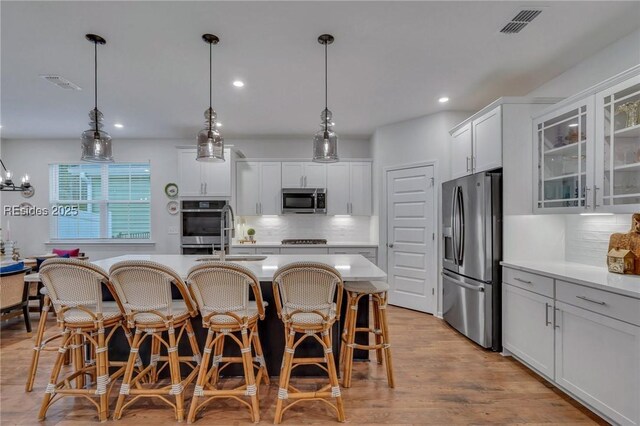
[388, 243, 394, 248]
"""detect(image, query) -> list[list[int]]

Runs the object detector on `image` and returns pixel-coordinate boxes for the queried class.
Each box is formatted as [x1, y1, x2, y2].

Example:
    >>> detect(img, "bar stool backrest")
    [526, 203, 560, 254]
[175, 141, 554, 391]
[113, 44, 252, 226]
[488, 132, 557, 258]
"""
[109, 260, 196, 322]
[39, 258, 110, 317]
[272, 262, 343, 322]
[187, 262, 265, 322]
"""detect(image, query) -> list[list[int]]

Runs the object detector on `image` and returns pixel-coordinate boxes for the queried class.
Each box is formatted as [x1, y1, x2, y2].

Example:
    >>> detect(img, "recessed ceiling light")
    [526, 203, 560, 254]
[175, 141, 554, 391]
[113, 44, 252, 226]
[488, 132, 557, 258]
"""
[216, 122, 222, 127]
[232, 80, 244, 88]
[114, 123, 124, 128]
[568, 123, 579, 127]
[438, 97, 449, 103]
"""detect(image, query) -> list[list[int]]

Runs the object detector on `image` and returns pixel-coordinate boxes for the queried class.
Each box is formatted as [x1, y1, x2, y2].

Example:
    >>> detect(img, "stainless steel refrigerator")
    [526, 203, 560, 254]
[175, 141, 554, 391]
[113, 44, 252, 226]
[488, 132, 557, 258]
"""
[441, 171, 502, 351]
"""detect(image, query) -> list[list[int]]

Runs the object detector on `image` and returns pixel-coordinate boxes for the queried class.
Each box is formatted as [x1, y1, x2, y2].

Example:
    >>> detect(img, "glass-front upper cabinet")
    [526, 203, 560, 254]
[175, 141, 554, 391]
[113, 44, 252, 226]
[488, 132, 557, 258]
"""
[534, 98, 594, 213]
[595, 74, 640, 212]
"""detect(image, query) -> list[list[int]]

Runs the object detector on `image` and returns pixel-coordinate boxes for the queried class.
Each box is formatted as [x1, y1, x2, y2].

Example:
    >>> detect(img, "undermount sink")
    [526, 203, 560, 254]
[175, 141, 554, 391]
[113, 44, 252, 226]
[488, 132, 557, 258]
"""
[196, 255, 267, 262]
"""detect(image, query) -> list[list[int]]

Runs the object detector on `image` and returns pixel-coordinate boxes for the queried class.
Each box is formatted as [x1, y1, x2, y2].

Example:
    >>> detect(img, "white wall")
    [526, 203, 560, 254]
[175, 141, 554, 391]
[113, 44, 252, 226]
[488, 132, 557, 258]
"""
[0, 137, 370, 259]
[527, 28, 640, 98]
[372, 111, 471, 315]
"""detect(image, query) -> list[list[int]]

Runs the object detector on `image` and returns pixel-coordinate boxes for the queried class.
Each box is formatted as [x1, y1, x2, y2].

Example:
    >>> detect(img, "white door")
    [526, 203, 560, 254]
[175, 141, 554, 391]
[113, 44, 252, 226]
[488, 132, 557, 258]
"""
[201, 148, 231, 197]
[260, 162, 282, 215]
[502, 284, 555, 380]
[555, 302, 640, 426]
[350, 162, 372, 216]
[327, 163, 350, 215]
[178, 149, 203, 196]
[303, 162, 327, 188]
[281, 162, 304, 188]
[236, 162, 260, 216]
[472, 105, 502, 174]
[386, 165, 436, 313]
[451, 123, 473, 179]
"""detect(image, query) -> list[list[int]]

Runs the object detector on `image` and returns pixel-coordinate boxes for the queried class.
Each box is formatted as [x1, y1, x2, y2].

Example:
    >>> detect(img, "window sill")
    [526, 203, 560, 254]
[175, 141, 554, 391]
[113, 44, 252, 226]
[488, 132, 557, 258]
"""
[45, 240, 156, 246]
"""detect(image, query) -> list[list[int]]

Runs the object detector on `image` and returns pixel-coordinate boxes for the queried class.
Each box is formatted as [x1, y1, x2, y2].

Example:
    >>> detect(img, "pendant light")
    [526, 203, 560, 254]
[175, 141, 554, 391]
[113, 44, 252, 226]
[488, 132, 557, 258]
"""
[81, 34, 113, 162]
[312, 34, 338, 163]
[197, 34, 224, 162]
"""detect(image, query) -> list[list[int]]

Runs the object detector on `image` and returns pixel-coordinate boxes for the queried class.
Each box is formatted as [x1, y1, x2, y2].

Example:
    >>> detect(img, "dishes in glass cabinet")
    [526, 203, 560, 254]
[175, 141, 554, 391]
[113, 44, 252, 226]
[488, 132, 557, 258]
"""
[615, 101, 640, 128]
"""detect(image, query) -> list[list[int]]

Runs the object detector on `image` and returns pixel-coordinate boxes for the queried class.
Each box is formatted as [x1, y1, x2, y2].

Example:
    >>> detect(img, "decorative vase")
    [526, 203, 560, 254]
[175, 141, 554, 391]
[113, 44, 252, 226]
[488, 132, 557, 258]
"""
[616, 102, 639, 128]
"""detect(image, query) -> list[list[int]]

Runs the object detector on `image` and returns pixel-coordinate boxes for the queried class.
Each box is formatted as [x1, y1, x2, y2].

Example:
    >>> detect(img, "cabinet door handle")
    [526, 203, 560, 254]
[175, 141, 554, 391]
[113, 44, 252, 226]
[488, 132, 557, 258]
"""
[466, 157, 470, 172]
[256, 203, 259, 215]
[584, 187, 591, 209]
[514, 277, 532, 285]
[304, 176, 307, 187]
[471, 156, 475, 171]
[200, 183, 204, 194]
[554, 307, 560, 329]
[545, 302, 551, 326]
[204, 182, 207, 194]
[576, 295, 606, 305]
[260, 202, 262, 215]
[594, 186, 601, 208]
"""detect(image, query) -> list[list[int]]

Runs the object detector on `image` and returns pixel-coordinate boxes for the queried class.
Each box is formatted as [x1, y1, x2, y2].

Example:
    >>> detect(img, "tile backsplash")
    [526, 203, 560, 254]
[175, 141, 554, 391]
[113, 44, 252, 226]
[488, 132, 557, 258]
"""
[565, 214, 632, 266]
[235, 215, 375, 243]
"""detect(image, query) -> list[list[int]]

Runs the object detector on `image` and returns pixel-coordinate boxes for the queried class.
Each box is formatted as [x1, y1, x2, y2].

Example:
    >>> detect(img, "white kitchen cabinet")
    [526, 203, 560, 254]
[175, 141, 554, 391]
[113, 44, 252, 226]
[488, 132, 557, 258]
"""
[255, 247, 281, 255]
[451, 123, 473, 179]
[328, 247, 377, 265]
[280, 247, 329, 255]
[327, 162, 372, 215]
[450, 105, 502, 178]
[231, 246, 256, 255]
[533, 67, 640, 214]
[472, 106, 502, 174]
[282, 162, 326, 188]
[502, 283, 555, 380]
[555, 301, 640, 426]
[235, 161, 282, 215]
[177, 148, 231, 197]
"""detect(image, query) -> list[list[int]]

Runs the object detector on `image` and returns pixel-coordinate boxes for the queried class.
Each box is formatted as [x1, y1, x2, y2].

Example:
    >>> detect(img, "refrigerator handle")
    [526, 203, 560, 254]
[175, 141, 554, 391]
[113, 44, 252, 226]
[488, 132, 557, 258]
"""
[451, 185, 459, 265]
[457, 185, 465, 264]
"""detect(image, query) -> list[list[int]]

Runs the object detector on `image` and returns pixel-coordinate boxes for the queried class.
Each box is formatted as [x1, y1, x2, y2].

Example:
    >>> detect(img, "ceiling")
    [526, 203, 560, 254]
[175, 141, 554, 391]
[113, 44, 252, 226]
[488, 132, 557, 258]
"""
[1, 1, 639, 140]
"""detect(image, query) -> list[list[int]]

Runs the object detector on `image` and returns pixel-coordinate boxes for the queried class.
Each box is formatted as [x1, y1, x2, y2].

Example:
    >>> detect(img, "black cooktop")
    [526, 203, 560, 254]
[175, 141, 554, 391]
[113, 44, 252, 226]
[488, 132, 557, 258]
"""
[281, 239, 328, 245]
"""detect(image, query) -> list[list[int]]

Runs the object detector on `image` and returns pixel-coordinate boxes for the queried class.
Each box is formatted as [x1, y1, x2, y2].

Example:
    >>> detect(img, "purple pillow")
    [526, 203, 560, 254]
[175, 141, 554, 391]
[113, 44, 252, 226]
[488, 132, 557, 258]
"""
[52, 248, 80, 257]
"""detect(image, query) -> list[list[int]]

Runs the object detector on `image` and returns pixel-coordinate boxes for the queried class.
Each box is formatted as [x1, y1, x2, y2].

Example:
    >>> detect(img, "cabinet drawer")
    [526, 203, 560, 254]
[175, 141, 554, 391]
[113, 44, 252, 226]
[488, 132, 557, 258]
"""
[503, 267, 554, 298]
[256, 247, 280, 255]
[280, 247, 329, 255]
[232, 247, 256, 255]
[328, 247, 377, 258]
[556, 280, 640, 326]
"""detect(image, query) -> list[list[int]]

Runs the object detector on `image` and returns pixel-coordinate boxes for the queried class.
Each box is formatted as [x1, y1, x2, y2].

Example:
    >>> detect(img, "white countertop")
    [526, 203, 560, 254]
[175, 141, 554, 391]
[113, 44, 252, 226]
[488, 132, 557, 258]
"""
[87, 254, 386, 282]
[232, 242, 379, 248]
[501, 260, 640, 299]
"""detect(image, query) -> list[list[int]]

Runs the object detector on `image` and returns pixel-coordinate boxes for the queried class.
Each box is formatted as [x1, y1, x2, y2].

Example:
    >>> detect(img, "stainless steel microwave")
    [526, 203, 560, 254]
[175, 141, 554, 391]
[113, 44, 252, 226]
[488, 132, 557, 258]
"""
[281, 188, 326, 214]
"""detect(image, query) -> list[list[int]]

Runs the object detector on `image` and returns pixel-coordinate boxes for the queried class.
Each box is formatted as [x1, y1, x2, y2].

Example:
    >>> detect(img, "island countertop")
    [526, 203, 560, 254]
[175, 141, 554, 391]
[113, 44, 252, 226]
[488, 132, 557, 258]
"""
[90, 254, 386, 282]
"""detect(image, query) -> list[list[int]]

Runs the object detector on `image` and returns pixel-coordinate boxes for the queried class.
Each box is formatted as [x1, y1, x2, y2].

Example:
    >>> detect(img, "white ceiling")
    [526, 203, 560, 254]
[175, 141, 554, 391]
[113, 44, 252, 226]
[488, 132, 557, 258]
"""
[1, 1, 639, 140]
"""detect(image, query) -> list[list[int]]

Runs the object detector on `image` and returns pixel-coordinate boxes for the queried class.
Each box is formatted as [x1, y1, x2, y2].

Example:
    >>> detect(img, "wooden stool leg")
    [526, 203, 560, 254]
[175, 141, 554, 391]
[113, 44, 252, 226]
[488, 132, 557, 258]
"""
[185, 319, 202, 368]
[38, 329, 72, 420]
[210, 332, 225, 387]
[342, 294, 358, 388]
[252, 325, 270, 386]
[339, 292, 352, 366]
[149, 332, 161, 383]
[188, 329, 215, 423]
[241, 327, 260, 423]
[72, 333, 85, 389]
[167, 325, 185, 421]
[113, 330, 142, 420]
[274, 328, 295, 424]
[26, 297, 51, 392]
[95, 325, 109, 421]
[322, 330, 345, 422]
[379, 295, 395, 388]
[372, 297, 383, 364]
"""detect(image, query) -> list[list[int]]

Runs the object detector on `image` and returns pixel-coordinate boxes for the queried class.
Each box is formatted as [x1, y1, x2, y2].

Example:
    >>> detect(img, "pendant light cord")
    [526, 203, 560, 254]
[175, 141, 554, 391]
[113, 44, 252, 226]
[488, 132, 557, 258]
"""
[94, 40, 99, 136]
[209, 41, 213, 133]
[324, 41, 328, 134]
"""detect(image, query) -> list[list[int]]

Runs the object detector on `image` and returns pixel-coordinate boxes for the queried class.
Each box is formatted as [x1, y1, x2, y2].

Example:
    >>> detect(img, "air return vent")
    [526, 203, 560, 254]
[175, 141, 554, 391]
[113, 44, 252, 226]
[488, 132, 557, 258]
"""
[40, 74, 82, 90]
[500, 8, 543, 34]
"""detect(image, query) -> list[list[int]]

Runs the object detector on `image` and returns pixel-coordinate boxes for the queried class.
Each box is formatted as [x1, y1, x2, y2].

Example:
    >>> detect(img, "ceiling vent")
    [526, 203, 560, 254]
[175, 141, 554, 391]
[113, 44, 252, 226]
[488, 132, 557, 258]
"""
[500, 8, 543, 34]
[40, 74, 82, 90]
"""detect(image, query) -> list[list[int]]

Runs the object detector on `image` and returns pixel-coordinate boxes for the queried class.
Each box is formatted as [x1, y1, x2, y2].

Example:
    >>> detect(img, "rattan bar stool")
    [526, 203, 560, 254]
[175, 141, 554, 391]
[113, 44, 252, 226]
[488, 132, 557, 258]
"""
[340, 281, 394, 388]
[186, 262, 269, 423]
[109, 260, 202, 421]
[272, 262, 345, 424]
[36, 258, 129, 421]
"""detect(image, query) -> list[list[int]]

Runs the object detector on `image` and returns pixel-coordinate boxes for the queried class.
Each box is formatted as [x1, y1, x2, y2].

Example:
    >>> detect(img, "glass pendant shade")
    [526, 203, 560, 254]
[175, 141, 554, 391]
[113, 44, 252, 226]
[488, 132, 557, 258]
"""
[313, 108, 338, 163]
[81, 109, 113, 162]
[196, 107, 224, 162]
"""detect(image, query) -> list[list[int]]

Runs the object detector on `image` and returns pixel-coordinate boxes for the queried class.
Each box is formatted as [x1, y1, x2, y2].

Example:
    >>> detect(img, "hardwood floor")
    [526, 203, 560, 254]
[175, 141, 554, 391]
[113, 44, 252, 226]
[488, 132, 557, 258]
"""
[0, 306, 605, 425]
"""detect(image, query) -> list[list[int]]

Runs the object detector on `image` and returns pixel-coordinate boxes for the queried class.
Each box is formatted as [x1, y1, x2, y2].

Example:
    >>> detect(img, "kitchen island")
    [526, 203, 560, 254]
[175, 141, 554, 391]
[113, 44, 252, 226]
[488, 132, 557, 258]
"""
[92, 254, 386, 376]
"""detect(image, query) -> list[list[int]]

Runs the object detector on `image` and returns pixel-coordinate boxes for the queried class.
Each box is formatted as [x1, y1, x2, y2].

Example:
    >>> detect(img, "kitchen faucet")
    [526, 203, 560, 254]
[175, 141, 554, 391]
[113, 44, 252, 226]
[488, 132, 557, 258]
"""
[218, 203, 235, 261]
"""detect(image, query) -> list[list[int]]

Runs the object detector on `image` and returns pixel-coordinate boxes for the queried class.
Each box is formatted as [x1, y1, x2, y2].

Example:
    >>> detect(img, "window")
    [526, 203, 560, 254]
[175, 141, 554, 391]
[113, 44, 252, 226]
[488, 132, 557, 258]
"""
[49, 163, 151, 240]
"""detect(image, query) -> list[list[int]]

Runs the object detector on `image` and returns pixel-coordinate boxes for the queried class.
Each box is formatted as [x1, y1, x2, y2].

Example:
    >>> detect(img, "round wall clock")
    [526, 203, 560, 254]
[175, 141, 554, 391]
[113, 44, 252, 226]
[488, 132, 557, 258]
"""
[165, 183, 179, 198]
